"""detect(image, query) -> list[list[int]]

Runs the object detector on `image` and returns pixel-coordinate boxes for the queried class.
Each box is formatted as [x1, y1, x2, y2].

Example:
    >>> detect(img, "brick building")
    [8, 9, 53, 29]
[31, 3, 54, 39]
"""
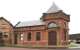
[0, 17, 14, 45]
[0, 3, 70, 48]
[14, 3, 70, 48]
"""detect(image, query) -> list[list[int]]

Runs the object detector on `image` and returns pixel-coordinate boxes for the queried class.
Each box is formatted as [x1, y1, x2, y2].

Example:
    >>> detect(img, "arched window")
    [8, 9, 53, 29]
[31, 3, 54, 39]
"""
[48, 23, 58, 28]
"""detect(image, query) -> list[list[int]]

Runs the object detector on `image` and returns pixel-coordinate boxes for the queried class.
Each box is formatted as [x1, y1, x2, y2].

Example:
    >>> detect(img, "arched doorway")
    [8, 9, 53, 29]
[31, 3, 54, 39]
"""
[0, 32, 4, 46]
[48, 31, 57, 45]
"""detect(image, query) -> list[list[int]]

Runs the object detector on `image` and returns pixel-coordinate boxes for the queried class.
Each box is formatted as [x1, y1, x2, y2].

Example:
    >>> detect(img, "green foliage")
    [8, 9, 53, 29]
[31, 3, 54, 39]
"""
[68, 42, 78, 47]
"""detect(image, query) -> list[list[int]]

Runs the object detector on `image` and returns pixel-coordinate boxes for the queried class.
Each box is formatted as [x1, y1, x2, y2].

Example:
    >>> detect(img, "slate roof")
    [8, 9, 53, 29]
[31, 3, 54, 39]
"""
[46, 3, 60, 13]
[16, 20, 45, 27]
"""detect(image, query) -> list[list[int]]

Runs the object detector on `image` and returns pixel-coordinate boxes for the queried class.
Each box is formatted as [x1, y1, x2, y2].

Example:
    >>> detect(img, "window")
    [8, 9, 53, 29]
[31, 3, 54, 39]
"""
[27, 32, 31, 41]
[4, 35, 8, 38]
[0, 32, 2, 36]
[0, 32, 2, 38]
[36, 32, 41, 41]
[20, 33, 23, 40]
[48, 23, 58, 28]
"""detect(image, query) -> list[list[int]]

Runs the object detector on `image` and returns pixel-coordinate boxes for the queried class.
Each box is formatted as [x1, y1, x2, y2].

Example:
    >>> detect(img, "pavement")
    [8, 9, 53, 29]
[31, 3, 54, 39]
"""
[0, 43, 80, 50]
[0, 47, 80, 50]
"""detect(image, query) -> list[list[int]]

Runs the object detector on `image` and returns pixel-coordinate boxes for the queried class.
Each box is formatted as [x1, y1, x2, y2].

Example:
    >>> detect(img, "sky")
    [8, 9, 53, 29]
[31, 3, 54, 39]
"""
[0, 0, 80, 34]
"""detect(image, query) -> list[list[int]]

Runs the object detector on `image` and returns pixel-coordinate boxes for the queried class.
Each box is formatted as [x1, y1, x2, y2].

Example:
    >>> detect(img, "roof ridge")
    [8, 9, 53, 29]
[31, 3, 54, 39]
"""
[21, 20, 42, 23]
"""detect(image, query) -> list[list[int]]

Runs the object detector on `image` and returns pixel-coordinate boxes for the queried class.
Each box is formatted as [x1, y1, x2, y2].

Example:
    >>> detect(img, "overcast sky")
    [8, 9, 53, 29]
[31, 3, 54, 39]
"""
[0, 0, 80, 34]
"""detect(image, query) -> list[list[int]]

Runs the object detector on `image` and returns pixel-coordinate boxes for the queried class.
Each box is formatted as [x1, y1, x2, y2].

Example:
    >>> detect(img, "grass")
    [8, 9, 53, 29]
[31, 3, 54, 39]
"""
[0, 44, 26, 48]
[68, 42, 78, 47]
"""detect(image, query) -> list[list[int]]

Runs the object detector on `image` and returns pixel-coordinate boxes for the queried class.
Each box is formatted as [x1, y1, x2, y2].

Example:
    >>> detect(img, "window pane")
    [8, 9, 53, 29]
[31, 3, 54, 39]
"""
[27, 32, 31, 41]
[36, 32, 41, 41]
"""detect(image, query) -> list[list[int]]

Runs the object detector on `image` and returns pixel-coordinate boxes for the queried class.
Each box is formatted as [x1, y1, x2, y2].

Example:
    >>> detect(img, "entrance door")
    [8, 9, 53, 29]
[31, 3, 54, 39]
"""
[48, 31, 57, 45]
[0, 32, 4, 45]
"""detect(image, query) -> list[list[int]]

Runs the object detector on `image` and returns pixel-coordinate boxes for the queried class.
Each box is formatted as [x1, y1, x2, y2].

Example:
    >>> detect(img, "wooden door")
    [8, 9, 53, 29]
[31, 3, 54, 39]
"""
[48, 31, 57, 45]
